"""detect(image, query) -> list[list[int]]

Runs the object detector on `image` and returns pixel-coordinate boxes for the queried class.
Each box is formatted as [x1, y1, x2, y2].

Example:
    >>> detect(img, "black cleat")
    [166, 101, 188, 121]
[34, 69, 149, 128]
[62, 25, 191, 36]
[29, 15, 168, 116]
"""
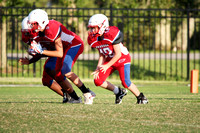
[137, 93, 148, 104]
[61, 89, 68, 103]
[115, 87, 128, 104]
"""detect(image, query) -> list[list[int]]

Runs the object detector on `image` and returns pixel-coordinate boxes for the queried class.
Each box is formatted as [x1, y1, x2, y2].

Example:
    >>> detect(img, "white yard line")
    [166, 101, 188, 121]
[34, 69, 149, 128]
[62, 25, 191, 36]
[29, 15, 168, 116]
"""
[0, 84, 43, 87]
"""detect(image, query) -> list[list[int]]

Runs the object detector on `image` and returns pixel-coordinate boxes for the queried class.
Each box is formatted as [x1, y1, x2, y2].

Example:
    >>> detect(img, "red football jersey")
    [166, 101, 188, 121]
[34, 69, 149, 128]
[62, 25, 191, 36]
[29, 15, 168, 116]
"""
[87, 26, 129, 60]
[34, 20, 83, 50]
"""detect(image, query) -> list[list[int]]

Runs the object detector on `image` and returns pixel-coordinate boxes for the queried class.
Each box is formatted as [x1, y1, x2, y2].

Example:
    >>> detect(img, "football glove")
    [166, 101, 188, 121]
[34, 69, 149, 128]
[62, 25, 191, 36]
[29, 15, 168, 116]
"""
[31, 41, 44, 54]
[28, 47, 37, 56]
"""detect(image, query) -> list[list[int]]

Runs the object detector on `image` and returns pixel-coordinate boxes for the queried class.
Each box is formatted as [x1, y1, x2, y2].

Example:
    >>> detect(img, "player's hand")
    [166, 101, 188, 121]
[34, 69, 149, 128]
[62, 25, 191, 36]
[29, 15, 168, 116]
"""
[19, 57, 29, 65]
[91, 70, 99, 79]
[99, 65, 109, 74]
[31, 41, 44, 54]
[91, 68, 100, 79]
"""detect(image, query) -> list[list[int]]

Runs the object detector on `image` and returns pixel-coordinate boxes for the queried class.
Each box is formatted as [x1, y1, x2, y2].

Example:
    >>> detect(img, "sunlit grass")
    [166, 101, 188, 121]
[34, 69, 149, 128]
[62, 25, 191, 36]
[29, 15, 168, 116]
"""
[0, 81, 199, 132]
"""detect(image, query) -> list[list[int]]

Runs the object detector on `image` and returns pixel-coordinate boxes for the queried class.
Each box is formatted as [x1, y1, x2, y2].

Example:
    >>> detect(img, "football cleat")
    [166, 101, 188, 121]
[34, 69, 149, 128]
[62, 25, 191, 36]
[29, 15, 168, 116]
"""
[68, 97, 82, 104]
[83, 92, 94, 104]
[137, 93, 148, 104]
[61, 89, 69, 103]
[88, 89, 96, 97]
[115, 87, 128, 104]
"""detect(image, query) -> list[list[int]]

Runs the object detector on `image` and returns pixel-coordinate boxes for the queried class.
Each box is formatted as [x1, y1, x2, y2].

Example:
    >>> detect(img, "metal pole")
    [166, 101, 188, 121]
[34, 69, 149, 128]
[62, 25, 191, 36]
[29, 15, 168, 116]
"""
[110, 4, 113, 26]
[186, 5, 190, 80]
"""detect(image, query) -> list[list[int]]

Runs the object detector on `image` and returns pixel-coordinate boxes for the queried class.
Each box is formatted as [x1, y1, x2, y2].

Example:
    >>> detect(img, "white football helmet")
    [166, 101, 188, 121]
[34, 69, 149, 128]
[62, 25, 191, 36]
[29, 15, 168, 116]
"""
[28, 9, 49, 32]
[21, 16, 31, 30]
[88, 14, 109, 35]
[21, 16, 32, 36]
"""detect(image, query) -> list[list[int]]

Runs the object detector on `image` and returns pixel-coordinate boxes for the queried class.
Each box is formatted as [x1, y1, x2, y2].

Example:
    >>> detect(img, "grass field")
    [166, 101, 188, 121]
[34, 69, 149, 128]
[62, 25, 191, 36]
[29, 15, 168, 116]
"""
[0, 78, 200, 132]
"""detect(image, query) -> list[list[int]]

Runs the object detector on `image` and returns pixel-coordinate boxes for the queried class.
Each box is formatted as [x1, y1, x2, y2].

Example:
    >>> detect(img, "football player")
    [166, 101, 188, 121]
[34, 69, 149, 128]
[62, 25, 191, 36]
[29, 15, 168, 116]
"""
[87, 14, 148, 104]
[19, 16, 70, 103]
[27, 9, 95, 104]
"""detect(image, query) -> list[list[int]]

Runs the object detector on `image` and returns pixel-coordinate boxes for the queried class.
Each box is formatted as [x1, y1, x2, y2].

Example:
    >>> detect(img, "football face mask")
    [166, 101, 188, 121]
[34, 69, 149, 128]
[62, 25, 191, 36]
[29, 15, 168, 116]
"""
[29, 21, 40, 32]
[88, 26, 100, 36]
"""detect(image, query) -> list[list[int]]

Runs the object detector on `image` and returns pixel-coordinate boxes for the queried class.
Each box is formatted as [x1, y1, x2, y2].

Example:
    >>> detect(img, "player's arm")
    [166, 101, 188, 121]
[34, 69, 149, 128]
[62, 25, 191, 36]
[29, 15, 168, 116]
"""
[97, 53, 105, 68]
[19, 54, 43, 65]
[99, 44, 121, 74]
[29, 54, 43, 64]
[91, 53, 105, 79]
[42, 37, 63, 58]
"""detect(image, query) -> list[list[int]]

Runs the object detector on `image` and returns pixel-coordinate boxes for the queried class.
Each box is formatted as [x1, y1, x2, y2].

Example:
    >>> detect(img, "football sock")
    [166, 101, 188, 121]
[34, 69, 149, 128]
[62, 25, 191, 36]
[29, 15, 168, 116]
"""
[79, 84, 90, 93]
[113, 86, 119, 95]
[69, 90, 79, 100]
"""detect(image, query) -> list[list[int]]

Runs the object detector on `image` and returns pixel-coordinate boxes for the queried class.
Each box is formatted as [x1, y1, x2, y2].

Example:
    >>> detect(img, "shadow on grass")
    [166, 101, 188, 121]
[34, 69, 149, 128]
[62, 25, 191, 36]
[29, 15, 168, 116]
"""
[0, 98, 62, 104]
[0, 101, 62, 104]
[152, 98, 200, 101]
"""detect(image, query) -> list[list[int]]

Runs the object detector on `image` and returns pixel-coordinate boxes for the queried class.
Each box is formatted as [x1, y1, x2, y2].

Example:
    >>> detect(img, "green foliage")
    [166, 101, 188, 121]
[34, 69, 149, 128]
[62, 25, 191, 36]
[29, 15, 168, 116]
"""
[74, 0, 199, 9]
[173, 0, 200, 8]
[2, 0, 200, 8]
[3, 0, 32, 7]
[75, 0, 99, 8]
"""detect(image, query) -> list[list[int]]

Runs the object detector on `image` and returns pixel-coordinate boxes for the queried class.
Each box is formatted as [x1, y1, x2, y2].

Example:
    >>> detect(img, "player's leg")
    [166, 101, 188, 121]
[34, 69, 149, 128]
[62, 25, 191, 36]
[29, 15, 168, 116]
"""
[42, 71, 63, 96]
[42, 77, 69, 103]
[43, 59, 71, 103]
[61, 43, 95, 104]
[51, 70, 81, 103]
[125, 83, 148, 104]
[65, 72, 95, 95]
[58, 78, 82, 103]
[50, 81, 71, 103]
[49, 81, 63, 96]
[45, 57, 80, 103]
[42, 78, 63, 97]
[94, 66, 127, 104]
[118, 61, 148, 104]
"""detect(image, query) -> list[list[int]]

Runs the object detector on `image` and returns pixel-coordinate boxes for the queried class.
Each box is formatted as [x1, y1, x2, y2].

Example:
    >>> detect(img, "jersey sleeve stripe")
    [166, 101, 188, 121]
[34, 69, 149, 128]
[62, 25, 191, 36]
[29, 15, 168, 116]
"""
[61, 31, 75, 43]
[103, 30, 120, 43]
[103, 38, 112, 43]
[71, 43, 82, 48]
[90, 40, 97, 47]
[52, 26, 61, 41]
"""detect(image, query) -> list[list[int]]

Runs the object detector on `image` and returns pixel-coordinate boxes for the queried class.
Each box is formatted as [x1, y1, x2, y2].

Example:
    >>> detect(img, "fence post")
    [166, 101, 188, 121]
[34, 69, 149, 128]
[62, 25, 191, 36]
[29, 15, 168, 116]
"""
[1, 15, 7, 71]
[190, 69, 199, 93]
[110, 4, 113, 26]
[32, 2, 36, 9]
[186, 4, 190, 80]
[12, 17, 15, 50]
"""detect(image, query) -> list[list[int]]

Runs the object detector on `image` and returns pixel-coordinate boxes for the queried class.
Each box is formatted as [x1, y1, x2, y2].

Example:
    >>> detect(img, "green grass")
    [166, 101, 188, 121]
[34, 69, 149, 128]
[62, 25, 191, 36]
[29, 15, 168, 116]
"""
[0, 79, 199, 132]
